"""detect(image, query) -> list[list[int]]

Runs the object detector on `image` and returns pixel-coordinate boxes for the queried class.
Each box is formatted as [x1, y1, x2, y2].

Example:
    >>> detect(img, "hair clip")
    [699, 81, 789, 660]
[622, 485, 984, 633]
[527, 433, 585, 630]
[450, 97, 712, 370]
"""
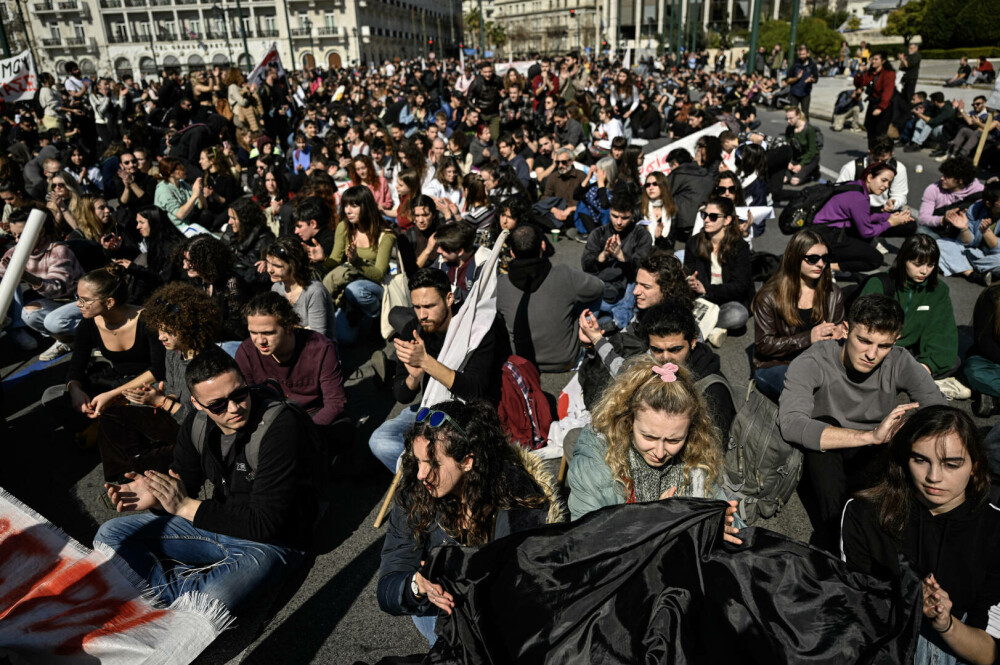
[652, 363, 679, 383]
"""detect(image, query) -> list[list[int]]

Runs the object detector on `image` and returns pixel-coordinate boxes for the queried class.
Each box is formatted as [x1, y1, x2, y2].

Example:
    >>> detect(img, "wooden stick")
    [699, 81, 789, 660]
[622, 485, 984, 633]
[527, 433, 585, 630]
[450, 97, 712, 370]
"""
[974, 111, 995, 167]
[558, 455, 568, 485]
[374, 467, 402, 528]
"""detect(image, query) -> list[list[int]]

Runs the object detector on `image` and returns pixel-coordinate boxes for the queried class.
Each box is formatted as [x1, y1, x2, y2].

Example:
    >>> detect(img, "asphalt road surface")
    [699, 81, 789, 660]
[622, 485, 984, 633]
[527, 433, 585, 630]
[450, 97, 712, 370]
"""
[0, 107, 993, 664]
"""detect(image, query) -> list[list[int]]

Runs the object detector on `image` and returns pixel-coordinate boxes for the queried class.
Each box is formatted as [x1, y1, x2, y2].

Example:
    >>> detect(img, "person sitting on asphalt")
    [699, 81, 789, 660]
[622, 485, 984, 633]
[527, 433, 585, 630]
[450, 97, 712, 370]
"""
[264, 235, 338, 342]
[812, 162, 915, 276]
[579, 299, 737, 442]
[941, 96, 999, 161]
[935, 180, 1000, 285]
[367, 268, 511, 473]
[683, 196, 753, 346]
[95, 346, 314, 616]
[904, 92, 955, 153]
[835, 135, 909, 213]
[666, 148, 714, 243]
[377, 399, 565, 646]
[582, 194, 653, 331]
[236, 292, 346, 436]
[943, 57, 973, 88]
[965, 284, 1000, 417]
[751, 229, 846, 401]
[778, 294, 947, 551]
[497, 224, 604, 373]
[588, 106, 623, 160]
[917, 156, 984, 235]
[542, 148, 587, 229]
[430, 221, 492, 313]
[782, 106, 820, 187]
[856, 235, 959, 380]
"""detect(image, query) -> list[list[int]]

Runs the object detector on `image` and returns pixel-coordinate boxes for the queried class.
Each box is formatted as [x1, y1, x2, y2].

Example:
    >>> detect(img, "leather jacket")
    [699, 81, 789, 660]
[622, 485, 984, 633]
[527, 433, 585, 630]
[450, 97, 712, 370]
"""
[752, 283, 844, 369]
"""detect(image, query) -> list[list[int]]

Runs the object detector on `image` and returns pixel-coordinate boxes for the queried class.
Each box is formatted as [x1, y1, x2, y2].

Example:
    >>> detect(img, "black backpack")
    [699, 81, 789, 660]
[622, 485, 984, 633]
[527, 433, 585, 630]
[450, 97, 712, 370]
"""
[778, 182, 864, 235]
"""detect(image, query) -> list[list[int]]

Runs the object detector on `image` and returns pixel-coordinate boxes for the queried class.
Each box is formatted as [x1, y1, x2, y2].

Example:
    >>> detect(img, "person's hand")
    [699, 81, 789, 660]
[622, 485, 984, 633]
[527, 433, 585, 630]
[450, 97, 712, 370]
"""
[882, 199, 896, 213]
[792, 164, 802, 174]
[687, 270, 706, 295]
[810, 321, 840, 344]
[889, 209, 913, 227]
[578, 309, 603, 345]
[740, 210, 754, 237]
[395, 331, 428, 369]
[269, 198, 283, 215]
[105, 472, 162, 512]
[981, 217, 995, 234]
[433, 197, 450, 213]
[296, 164, 305, 172]
[482, 147, 491, 158]
[303, 239, 326, 262]
[871, 402, 920, 444]
[192, 177, 203, 197]
[415, 562, 455, 615]
[89, 391, 123, 417]
[787, 161, 794, 171]
[122, 381, 166, 407]
[112, 257, 132, 269]
[659, 485, 678, 500]
[922, 574, 954, 633]
[345, 242, 357, 262]
[255, 259, 267, 273]
[611, 234, 625, 262]
[944, 207, 969, 229]
[69, 385, 95, 417]
[142, 469, 192, 515]
[872, 107, 882, 116]
[596, 167, 607, 188]
[426, 233, 438, 252]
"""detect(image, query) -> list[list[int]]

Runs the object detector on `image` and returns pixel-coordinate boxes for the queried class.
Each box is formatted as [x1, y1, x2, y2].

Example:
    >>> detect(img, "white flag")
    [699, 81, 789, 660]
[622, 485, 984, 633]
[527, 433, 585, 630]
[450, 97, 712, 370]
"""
[247, 44, 286, 87]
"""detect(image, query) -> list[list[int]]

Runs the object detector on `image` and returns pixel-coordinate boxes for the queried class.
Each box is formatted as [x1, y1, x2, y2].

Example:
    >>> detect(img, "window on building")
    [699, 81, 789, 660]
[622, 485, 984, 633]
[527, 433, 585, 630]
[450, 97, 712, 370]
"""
[163, 20, 175, 38]
[49, 24, 61, 40]
[324, 11, 335, 28]
[138, 21, 150, 37]
[188, 19, 201, 37]
[263, 16, 276, 32]
[298, 12, 308, 27]
[72, 21, 84, 39]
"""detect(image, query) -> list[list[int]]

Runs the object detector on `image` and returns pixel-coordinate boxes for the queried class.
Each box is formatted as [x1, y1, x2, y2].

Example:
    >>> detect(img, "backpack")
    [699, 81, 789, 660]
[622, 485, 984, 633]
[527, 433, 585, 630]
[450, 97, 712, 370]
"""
[778, 182, 864, 235]
[499, 355, 554, 451]
[189, 381, 334, 502]
[722, 383, 804, 525]
[813, 125, 824, 151]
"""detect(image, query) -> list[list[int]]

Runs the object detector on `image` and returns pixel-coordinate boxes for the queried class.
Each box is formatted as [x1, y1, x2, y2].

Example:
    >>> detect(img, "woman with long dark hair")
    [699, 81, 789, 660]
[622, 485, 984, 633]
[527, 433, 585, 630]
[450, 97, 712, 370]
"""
[397, 194, 443, 276]
[322, 185, 396, 344]
[683, 196, 754, 344]
[841, 405, 999, 665]
[386, 168, 421, 230]
[641, 171, 678, 249]
[116, 206, 185, 304]
[857, 234, 957, 377]
[349, 153, 392, 211]
[221, 196, 275, 290]
[197, 145, 242, 231]
[751, 229, 846, 399]
[253, 164, 294, 236]
[265, 235, 337, 342]
[378, 400, 565, 645]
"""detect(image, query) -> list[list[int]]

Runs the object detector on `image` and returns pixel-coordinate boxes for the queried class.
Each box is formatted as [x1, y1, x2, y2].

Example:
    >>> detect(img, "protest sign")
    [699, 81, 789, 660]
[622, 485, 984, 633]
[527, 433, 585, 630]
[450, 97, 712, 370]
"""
[0, 51, 38, 104]
[639, 122, 728, 178]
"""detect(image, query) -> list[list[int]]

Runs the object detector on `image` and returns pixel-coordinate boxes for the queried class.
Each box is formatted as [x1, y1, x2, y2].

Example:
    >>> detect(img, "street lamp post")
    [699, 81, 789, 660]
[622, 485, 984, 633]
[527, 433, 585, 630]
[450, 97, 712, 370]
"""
[214, 4, 235, 67]
[233, 0, 252, 72]
[478, 0, 486, 57]
[789, 0, 800, 60]
[747, 0, 761, 73]
[303, 16, 315, 68]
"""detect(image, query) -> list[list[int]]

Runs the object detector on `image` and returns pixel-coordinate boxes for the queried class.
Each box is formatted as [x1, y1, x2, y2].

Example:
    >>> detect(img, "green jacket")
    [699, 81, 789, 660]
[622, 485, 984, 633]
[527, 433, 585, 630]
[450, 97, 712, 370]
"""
[567, 427, 720, 521]
[858, 273, 957, 374]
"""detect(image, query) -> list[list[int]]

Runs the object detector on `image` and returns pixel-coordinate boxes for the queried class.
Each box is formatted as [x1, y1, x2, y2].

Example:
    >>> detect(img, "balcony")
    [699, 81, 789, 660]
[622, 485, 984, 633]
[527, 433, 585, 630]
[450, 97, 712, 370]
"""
[100, 0, 123, 6]
[41, 37, 62, 47]
[124, 0, 146, 7]
[317, 25, 340, 36]
[65, 36, 87, 46]
[290, 27, 312, 37]
[149, 0, 172, 5]
[34, 2, 56, 11]
[258, 28, 279, 37]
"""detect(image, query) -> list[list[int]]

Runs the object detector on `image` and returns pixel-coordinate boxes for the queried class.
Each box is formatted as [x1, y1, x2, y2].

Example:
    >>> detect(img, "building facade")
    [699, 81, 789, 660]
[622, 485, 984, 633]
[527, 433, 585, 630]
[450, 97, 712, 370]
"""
[5, 0, 462, 79]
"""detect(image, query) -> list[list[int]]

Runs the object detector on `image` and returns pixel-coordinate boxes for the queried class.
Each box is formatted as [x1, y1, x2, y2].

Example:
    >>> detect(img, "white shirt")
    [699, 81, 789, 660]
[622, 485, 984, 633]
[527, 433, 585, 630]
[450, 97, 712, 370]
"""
[64, 76, 85, 95]
[836, 156, 908, 211]
[593, 118, 623, 150]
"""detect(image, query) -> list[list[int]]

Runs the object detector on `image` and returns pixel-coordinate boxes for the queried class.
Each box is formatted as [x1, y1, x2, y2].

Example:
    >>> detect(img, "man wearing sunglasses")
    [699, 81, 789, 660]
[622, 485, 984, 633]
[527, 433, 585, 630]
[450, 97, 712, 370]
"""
[105, 151, 156, 223]
[368, 268, 510, 472]
[778, 294, 946, 551]
[542, 147, 586, 226]
[95, 347, 311, 613]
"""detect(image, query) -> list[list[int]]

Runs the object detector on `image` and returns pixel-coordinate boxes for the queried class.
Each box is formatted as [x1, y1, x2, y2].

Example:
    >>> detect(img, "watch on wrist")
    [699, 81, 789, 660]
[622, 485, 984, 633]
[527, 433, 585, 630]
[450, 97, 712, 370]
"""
[410, 574, 423, 598]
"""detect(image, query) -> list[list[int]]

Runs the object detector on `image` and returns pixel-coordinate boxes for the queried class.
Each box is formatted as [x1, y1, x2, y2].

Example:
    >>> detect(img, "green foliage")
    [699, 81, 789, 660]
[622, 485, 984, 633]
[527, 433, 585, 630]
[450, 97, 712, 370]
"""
[845, 16, 862, 31]
[757, 18, 843, 58]
[953, 0, 1000, 47]
[488, 22, 507, 49]
[920, 0, 964, 48]
[811, 6, 850, 30]
[706, 30, 723, 49]
[920, 46, 1000, 59]
[882, 0, 925, 44]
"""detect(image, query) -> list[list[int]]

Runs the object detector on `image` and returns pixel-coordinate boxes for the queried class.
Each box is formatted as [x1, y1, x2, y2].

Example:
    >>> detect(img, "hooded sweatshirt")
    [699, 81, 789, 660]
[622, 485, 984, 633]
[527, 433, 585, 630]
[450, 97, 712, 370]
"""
[842, 497, 1000, 663]
[497, 257, 604, 372]
[919, 179, 985, 228]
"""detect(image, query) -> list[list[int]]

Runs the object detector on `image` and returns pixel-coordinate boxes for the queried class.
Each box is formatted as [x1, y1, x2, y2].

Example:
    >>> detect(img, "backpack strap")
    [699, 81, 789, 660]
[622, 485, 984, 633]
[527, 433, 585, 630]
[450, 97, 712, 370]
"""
[191, 411, 209, 457]
[504, 359, 543, 447]
[244, 399, 288, 472]
[853, 157, 867, 178]
[694, 373, 736, 407]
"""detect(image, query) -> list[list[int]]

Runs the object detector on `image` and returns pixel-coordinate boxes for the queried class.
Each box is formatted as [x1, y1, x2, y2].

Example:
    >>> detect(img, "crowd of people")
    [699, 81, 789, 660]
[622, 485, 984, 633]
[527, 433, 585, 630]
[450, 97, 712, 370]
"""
[1, 44, 999, 664]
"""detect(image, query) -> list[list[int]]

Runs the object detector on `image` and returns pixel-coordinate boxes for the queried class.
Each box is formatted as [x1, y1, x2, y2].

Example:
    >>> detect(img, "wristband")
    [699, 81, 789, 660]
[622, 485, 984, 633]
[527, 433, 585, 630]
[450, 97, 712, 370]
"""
[934, 614, 953, 634]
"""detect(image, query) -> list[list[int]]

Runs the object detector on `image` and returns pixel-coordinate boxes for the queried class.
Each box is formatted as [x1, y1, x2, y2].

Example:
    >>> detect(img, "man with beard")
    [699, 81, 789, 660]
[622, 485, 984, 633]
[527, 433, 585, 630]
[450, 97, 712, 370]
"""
[542, 147, 586, 227]
[367, 268, 510, 472]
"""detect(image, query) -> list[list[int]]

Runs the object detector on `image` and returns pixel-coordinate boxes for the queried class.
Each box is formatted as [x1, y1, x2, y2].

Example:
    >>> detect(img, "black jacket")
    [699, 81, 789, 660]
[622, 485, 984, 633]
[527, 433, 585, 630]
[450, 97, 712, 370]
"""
[842, 496, 1000, 663]
[172, 395, 315, 548]
[686, 342, 736, 443]
[667, 162, 715, 233]
[581, 223, 653, 301]
[683, 235, 754, 308]
[221, 224, 275, 291]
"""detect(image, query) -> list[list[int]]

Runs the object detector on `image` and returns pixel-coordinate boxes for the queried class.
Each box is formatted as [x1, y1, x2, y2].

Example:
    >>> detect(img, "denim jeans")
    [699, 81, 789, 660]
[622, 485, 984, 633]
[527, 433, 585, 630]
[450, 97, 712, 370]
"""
[912, 120, 944, 147]
[369, 404, 419, 472]
[94, 514, 304, 612]
[597, 283, 635, 330]
[412, 614, 438, 646]
[12, 291, 82, 336]
[335, 279, 384, 346]
[754, 364, 789, 402]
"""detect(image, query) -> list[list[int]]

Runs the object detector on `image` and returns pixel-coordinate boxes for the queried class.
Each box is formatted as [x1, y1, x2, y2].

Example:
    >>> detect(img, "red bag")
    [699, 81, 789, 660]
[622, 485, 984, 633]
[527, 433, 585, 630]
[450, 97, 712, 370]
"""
[498, 355, 553, 451]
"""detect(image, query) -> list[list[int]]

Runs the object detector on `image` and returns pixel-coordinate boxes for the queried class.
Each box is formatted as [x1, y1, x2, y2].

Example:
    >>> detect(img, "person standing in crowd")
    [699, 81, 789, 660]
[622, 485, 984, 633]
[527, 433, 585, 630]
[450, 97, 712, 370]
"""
[897, 43, 921, 105]
[785, 45, 819, 114]
[853, 51, 896, 149]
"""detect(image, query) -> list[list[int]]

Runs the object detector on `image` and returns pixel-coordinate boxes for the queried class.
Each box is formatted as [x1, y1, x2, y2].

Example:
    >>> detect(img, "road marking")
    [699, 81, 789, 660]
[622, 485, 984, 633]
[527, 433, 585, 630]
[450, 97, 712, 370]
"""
[820, 165, 839, 180]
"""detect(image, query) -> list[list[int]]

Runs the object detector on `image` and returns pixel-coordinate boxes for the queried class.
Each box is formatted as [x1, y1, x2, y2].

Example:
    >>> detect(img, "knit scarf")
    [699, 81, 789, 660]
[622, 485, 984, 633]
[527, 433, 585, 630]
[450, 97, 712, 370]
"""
[628, 445, 686, 503]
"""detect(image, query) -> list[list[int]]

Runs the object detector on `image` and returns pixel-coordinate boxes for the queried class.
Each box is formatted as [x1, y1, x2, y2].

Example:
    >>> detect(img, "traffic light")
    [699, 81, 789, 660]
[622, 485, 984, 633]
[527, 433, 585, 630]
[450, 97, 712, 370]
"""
[570, 9, 575, 17]
[428, 38, 433, 45]
[602, 40, 608, 49]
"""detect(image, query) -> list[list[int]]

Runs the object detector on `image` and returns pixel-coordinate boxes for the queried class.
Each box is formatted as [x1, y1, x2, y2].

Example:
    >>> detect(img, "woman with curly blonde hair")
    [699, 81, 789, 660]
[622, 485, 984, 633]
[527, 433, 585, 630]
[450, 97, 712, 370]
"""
[567, 356, 742, 542]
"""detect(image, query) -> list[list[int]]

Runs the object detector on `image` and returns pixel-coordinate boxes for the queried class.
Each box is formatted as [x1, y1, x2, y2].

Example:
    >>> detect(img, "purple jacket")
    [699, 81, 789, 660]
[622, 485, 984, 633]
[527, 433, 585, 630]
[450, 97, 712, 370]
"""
[812, 180, 891, 239]
[918, 179, 984, 228]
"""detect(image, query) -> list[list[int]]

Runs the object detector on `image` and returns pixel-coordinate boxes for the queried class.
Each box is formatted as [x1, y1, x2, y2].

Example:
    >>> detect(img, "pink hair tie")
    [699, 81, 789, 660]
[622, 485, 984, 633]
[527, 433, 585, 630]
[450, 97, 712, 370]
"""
[652, 363, 679, 382]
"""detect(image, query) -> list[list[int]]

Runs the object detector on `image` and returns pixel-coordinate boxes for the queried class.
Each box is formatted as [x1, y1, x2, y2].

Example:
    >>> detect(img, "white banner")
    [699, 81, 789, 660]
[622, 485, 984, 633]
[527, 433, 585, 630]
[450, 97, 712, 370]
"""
[0, 51, 38, 104]
[639, 122, 728, 178]
[247, 44, 286, 87]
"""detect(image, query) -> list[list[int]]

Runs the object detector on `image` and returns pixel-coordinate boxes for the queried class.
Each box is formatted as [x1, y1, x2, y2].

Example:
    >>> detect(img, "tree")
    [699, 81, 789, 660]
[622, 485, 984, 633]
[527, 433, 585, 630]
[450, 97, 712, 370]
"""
[954, 0, 1000, 47]
[882, 0, 926, 45]
[919, 0, 963, 48]
[845, 16, 862, 31]
[758, 17, 842, 58]
[465, 8, 484, 51]
[487, 22, 508, 51]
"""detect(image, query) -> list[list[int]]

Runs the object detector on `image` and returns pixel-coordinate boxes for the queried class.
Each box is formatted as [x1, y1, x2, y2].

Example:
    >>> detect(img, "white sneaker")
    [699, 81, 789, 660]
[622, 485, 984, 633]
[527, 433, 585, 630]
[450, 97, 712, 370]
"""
[935, 377, 972, 401]
[10, 328, 38, 351]
[706, 327, 728, 348]
[39, 340, 72, 362]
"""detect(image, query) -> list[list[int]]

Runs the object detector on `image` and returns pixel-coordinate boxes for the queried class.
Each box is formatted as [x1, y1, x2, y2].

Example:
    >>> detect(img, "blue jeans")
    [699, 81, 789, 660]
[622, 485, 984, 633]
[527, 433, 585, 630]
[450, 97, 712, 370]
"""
[597, 283, 635, 330]
[412, 614, 438, 646]
[94, 514, 304, 612]
[754, 364, 789, 401]
[912, 120, 944, 147]
[369, 404, 419, 472]
[335, 279, 384, 346]
[13, 291, 82, 336]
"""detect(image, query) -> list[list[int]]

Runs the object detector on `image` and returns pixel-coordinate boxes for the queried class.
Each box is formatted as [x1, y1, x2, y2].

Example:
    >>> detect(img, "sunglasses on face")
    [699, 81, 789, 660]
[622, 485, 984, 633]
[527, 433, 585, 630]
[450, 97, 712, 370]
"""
[644, 182, 658, 188]
[555, 159, 572, 165]
[196, 384, 251, 415]
[715, 185, 737, 194]
[704, 212, 725, 221]
[803, 253, 829, 265]
[415, 407, 468, 437]
[120, 160, 134, 165]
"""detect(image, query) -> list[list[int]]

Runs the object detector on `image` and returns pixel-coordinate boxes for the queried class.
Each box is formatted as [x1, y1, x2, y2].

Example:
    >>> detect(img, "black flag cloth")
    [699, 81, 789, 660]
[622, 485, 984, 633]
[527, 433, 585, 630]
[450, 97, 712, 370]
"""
[369, 498, 922, 665]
